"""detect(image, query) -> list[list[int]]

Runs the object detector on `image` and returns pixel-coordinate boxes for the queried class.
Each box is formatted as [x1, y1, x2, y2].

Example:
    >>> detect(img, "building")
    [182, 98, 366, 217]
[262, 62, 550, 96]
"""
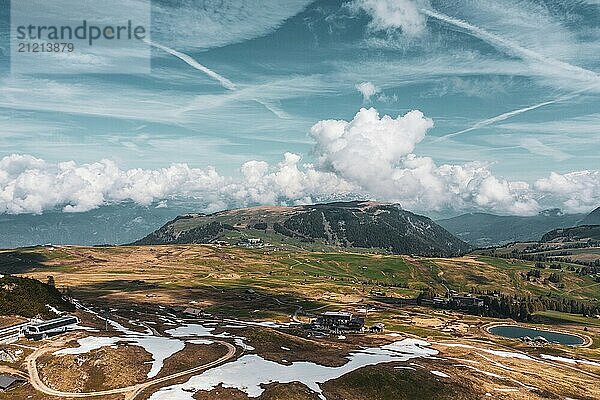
[425, 294, 484, 310]
[315, 312, 352, 328]
[0, 322, 30, 344]
[311, 312, 365, 333]
[370, 323, 385, 333]
[0, 374, 25, 391]
[449, 296, 484, 309]
[183, 307, 204, 317]
[23, 315, 79, 340]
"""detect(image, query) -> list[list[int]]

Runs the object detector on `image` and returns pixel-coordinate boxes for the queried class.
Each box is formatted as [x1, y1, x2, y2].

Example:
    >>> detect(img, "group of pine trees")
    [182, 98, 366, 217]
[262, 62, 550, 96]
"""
[0, 275, 73, 318]
[418, 288, 599, 322]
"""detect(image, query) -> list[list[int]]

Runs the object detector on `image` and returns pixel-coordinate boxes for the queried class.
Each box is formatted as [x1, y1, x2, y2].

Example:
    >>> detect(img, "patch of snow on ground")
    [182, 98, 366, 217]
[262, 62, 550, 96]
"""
[430, 370, 449, 378]
[166, 324, 221, 338]
[166, 323, 254, 351]
[454, 364, 504, 379]
[540, 354, 600, 367]
[234, 338, 255, 351]
[483, 350, 532, 360]
[189, 339, 215, 345]
[69, 303, 186, 378]
[54, 337, 124, 355]
[435, 343, 532, 360]
[71, 324, 100, 332]
[148, 338, 438, 400]
[46, 305, 61, 315]
[135, 336, 185, 378]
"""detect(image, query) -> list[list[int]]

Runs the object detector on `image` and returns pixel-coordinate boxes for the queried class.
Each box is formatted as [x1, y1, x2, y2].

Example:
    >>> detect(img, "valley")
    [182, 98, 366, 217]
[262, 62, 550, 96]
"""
[0, 243, 599, 399]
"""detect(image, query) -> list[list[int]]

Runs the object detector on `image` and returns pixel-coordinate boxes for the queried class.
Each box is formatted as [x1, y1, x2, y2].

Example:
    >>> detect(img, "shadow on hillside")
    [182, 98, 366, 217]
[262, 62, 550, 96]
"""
[71, 281, 329, 319]
[0, 251, 49, 274]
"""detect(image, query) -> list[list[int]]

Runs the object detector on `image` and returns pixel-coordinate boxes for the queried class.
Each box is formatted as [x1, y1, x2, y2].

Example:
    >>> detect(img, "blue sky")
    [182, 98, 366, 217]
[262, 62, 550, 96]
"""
[0, 0, 598, 216]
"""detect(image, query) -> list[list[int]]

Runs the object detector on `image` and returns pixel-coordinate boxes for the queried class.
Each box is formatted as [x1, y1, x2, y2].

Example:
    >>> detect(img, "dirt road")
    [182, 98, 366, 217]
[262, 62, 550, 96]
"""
[25, 338, 237, 399]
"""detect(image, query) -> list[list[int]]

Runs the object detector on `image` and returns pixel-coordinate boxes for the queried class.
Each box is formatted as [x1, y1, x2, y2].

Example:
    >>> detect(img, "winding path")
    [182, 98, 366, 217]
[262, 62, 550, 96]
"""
[25, 339, 237, 399]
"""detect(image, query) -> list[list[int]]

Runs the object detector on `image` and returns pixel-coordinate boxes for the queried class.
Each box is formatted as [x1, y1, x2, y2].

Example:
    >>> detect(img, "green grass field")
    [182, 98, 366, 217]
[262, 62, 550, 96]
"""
[1, 245, 598, 316]
[534, 310, 600, 327]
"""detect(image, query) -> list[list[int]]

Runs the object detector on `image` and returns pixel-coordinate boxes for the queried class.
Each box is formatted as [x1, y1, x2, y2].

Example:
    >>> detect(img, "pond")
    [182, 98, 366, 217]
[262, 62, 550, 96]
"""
[488, 325, 584, 346]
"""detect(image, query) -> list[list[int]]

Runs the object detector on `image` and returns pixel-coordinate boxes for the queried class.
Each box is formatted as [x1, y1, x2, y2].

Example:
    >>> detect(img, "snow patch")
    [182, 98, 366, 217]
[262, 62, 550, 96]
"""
[540, 354, 600, 367]
[148, 338, 438, 400]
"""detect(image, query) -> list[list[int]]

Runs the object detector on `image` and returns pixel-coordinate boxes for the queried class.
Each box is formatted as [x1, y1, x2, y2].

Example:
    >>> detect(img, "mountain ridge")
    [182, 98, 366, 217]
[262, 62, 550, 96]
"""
[580, 206, 600, 225]
[135, 201, 471, 257]
[436, 210, 588, 247]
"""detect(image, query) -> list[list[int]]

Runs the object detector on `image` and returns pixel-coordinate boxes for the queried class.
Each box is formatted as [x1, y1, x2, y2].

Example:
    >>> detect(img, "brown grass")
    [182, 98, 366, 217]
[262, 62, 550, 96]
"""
[37, 343, 151, 392]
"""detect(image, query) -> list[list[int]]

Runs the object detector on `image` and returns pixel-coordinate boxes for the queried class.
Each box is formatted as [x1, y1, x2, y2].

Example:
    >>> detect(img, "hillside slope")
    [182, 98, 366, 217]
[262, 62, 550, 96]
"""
[135, 201, 471, 257]
[0, 275, 74, 318]
[436, 210, 584, 247]
[541, 225, 600, 242]
[0, 202, 184, 248]
[580, 206, 600, 225]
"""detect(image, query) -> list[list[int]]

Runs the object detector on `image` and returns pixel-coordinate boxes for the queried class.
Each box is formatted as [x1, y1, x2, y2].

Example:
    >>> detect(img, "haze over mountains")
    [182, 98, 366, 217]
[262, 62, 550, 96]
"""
[436, 208, 599, 247]
[581, 206, 600, 225]
[0, 202, 185, 249]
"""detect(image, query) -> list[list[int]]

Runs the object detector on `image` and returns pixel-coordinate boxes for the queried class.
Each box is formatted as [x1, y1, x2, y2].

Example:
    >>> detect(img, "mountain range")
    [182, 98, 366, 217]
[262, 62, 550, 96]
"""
[1, 202, 597, 252]
[135, 201, 472, 257]
[436, 208, 596, 247]
[580, 206, 600, 225]
[541, 225, 600, 242]
[0, 202, 184, 249]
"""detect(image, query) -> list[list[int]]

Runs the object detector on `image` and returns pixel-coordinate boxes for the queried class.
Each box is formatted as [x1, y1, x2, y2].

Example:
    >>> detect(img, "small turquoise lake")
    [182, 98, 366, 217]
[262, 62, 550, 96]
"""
[489, 325, 584, 346]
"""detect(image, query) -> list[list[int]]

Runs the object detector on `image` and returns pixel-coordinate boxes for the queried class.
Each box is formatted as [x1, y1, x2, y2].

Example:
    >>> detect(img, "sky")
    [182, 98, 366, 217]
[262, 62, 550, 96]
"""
[0, 0, 599, 217]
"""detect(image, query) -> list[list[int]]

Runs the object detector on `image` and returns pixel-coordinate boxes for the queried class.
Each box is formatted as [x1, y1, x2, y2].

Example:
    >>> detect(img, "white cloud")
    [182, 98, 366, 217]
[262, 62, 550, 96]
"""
[518, 138, 571, 162]
[355, 81, 380, 102]
[152, 0, 313, 50]
[535, 171, 600, 214]
[0, 108, 597, 216]
[350, 0, 600, 93]
[309, 107, 433, 189]
[349, 0, 429, 37]
[308, 108, 594, 215]
[0, 153, 353, 215]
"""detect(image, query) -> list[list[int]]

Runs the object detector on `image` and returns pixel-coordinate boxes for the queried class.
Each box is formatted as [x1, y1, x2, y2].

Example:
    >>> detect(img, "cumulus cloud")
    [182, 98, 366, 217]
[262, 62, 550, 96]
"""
[535, 171, 600, 213]
[349, 0, 429, 37]
[355, 81, 380, 102]
[308, 108, 594, 215]
[1, 108, 598, 216]
[0, 153, 353, 215]
[309, 108, 433, 190]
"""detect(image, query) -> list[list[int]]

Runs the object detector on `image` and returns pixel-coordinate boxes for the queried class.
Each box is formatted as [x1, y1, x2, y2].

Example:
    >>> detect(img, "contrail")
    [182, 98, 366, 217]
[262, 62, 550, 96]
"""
[421, 7, 599, 142]
[146, 40, 237, 91]
[420, 8, 599, 84]
[436, 88, 591, 142]
[436, 96, 573, 141]
[253, 99, 291, 119]
[147, 40, 291, 120]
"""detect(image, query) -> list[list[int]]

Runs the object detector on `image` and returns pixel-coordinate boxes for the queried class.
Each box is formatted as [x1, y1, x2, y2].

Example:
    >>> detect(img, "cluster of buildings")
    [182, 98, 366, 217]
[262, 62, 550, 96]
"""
[0, 316, 78, 393]
[309, 311, 385, 334]
[0, 315, 79, 344]
[423, 293, 485, 310]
